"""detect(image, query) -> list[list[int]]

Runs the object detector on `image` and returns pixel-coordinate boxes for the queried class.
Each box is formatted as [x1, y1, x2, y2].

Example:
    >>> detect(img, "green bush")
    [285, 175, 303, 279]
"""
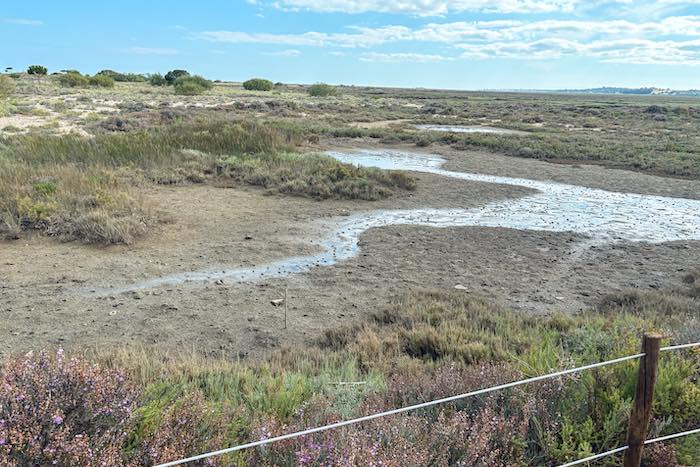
[148, 73, 167, 86]
[57, 72, 89, 88]
[97, 69, 146, 82]
[173, 75, 212, 96]
[243, 78, 273, 91]
[174, 81, 205, 96]
[308, 83, 337, 97]
[164, 69, 189, 85]
[89, 74, 115, 88]
[0, 75, 15, 98]
[27, 65, 47, 75]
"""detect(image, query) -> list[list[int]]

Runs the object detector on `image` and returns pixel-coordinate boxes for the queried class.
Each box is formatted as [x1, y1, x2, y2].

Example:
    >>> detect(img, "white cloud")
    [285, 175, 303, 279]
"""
[194, 15, 700, 65]
[458, 37, 700, 65]
[195, 26, 414, 48]
[123, 47, 180, 55]
[263, 49, 302, 56]
[1, 18, 42, 25]
[360, 52, 454, 62]
[266, 0, 582, 16]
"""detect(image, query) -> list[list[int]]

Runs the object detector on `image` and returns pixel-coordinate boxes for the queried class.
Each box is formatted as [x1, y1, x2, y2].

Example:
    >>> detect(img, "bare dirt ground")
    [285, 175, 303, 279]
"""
[2, 143, 699, 359]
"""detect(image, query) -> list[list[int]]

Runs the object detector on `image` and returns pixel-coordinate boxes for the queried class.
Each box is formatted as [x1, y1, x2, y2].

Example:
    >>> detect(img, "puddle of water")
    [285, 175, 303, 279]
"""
[416, 124, 525, 135]
[98, 149, 700, 294]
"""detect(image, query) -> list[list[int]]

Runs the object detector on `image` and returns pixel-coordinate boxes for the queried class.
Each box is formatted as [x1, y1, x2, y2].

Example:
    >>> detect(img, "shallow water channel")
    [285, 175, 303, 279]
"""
[415, 124, 526, 135]
[103, 149, 700, 294]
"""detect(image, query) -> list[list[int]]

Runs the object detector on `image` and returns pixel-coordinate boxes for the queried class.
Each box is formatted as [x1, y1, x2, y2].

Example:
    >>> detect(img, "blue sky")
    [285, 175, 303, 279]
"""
[2, 0, 700, 89]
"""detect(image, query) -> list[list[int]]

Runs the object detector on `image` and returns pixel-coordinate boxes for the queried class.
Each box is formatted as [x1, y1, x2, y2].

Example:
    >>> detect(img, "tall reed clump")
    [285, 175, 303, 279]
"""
[1, 120, 415, 242]
[220, 152, 415, 200]
[0, 121, 299, 243]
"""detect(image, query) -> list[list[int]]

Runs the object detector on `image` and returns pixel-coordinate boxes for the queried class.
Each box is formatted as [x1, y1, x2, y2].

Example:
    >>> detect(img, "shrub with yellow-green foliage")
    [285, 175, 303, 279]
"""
[243, 78, 273, 91]
[173, 75, 212, 95]
[57, 72, 90, 88]
[89, 73, 115, 88]
[308, 82, 337, 97]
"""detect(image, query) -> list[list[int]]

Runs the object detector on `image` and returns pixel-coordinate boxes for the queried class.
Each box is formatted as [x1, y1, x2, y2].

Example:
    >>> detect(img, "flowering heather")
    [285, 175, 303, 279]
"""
[248, 365, 535, 466]
[131, 390, 247, 466]
[0, 349, 137, 466]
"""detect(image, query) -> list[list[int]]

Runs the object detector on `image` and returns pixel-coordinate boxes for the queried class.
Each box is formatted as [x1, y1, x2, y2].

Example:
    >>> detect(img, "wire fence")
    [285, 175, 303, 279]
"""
[155, 341, 700, 467]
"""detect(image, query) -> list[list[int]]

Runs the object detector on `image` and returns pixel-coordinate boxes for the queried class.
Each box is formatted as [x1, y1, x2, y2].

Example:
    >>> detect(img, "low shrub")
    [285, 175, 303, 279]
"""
[0, 349, 138, 466]
[57, 72, 89, 88]
[308, 82, 337, 97]
[89, 73, 115, 88]
[173, 75, 213, 96]
[97, 69, 146, 82]
[243, 78, 274, 91]
[148, 73, 167, 86]
[27, 64, 47, 75]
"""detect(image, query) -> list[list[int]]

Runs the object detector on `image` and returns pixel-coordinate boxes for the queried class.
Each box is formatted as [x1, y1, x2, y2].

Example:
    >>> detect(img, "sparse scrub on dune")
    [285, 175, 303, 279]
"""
[89, 73, 115, 88]
[56, 71, 89, 88]
[57, 72, 115, 88]
[96, 69, 146, 82]
[0, 75, 15, 98]
[3, 281, 697, 465]
[148, 72, 167, 86]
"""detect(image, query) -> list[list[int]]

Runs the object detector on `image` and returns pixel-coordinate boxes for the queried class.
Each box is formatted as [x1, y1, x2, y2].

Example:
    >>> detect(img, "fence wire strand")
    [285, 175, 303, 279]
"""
[154, 341, 699, 467]
[557, 427, 700, 467]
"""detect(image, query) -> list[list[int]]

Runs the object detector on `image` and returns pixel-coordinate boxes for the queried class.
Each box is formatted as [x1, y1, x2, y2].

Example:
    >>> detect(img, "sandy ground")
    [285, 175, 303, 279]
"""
[1, 143, 699, 358]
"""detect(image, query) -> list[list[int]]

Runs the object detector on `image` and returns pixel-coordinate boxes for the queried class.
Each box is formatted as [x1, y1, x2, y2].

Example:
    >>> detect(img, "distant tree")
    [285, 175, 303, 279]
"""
[243, 78, 273, 91]
[27, 65, 48, 75]
[308, 82, 337, 97]
[4, 67, 13, 73]
[164, 69, 189, 85]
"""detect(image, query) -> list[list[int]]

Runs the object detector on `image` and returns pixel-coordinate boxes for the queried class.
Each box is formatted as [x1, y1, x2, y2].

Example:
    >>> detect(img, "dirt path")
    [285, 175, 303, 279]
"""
[1, 143, 698, 358]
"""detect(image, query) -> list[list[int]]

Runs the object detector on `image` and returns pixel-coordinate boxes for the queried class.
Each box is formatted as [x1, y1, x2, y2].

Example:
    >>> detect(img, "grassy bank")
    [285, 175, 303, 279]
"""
[0, 121, 414, 243]
[269, 116, 700, 179]
[1, 274, 698, 466]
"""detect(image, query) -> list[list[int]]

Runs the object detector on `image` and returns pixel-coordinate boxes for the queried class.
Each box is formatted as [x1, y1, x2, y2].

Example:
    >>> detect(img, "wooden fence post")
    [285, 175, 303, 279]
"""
[623, 333, 662, 467]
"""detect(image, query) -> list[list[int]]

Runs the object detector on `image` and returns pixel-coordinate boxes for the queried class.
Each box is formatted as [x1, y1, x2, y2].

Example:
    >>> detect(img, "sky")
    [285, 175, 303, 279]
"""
[2, 0, 700, 90]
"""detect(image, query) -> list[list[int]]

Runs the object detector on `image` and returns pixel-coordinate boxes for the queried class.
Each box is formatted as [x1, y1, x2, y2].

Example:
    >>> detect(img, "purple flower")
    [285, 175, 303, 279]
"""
[53, 415, 63, 425]
[0, 438, 6, 445]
